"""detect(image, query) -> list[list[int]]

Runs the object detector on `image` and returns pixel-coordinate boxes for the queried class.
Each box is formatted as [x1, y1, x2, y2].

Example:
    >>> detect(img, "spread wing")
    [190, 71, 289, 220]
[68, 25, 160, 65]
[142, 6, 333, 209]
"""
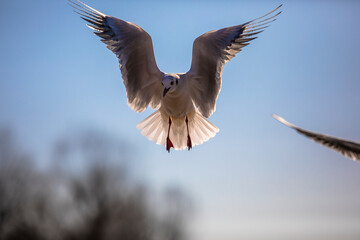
[273, 114, 360, 162]
[186, 5, 282, 118]
[69, 0, 163, 112]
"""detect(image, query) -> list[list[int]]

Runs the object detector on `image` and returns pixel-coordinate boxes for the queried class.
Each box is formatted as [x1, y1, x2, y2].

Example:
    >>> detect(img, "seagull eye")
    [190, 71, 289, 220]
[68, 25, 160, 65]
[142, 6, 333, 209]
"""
[171, 81, 174, 85]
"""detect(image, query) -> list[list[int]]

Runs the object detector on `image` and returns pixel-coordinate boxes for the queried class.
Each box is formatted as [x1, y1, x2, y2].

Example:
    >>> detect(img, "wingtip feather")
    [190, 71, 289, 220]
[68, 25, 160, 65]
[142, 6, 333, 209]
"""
[272, 114, 296, 129]
[76, 0, 106, 17]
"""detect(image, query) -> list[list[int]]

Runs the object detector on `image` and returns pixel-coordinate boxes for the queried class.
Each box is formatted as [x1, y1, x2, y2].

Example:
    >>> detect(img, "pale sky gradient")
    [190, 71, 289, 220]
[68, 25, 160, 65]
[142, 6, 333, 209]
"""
[1, 0, 360, 239]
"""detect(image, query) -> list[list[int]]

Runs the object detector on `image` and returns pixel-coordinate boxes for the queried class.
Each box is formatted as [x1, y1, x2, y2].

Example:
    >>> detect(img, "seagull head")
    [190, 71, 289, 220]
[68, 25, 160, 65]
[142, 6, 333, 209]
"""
[162, 74, 180, 97]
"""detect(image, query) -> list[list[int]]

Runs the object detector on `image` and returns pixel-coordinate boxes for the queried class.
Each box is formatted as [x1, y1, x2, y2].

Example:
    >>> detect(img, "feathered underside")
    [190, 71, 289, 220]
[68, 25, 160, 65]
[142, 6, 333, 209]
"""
[273, 114, 360, 162]
[187, 5, 282, 118]
[68, 0, 163, 113]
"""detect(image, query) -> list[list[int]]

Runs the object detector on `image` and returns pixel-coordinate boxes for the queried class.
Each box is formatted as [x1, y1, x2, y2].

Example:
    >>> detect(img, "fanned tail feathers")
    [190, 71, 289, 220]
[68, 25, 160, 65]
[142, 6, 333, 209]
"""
[136, 110, 168, 146]
[188, 111, 219, 147]
[136, 110, 219, 150]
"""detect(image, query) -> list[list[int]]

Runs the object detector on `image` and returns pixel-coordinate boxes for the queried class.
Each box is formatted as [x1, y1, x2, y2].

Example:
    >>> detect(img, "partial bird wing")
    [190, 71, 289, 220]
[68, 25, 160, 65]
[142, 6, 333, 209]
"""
[273, 114, 360, 162]
[186, 5, 282, 118]
[69, 0, 163, 112]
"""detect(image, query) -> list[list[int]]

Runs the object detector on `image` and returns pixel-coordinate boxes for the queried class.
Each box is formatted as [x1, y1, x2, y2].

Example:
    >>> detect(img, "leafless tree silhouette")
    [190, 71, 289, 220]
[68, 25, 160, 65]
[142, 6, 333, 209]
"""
[0, 128, 191, 240]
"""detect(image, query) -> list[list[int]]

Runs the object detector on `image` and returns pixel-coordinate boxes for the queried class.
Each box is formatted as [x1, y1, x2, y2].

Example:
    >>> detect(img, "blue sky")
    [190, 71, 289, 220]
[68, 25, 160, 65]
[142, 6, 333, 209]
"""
[1, 0, 360, 239]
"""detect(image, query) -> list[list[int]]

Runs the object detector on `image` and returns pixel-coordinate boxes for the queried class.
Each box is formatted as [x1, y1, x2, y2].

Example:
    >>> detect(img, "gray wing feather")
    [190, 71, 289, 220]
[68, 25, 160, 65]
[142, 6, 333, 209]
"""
[186, 5, 282, 118]
[273, 114, 360, 162]
[69, 0, 163, 112]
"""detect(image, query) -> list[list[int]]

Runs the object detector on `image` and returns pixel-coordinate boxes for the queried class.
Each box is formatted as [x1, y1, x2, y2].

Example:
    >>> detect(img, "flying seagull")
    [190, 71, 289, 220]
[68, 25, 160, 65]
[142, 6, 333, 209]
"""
[273, 114, 360, 162]
[69, 0, 282, 152]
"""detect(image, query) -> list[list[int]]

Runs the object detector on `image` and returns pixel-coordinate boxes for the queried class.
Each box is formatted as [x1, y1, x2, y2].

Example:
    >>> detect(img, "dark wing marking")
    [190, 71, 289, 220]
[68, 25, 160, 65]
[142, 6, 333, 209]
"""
[186, 5, 282, 118]
[273, 114, 360, 162]
[69, 0, 163, 112]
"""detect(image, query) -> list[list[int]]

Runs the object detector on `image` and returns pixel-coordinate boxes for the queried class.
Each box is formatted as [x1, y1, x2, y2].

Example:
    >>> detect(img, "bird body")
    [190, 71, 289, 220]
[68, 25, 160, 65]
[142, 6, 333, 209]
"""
[69, 0, 281, 152]
[137, 72, 219, 150]
[160, 73, 192, 118]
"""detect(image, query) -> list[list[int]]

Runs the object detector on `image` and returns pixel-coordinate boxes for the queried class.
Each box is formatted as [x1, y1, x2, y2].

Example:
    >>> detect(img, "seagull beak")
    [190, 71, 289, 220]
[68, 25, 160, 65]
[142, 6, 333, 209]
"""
[163, 87, 170, 97]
